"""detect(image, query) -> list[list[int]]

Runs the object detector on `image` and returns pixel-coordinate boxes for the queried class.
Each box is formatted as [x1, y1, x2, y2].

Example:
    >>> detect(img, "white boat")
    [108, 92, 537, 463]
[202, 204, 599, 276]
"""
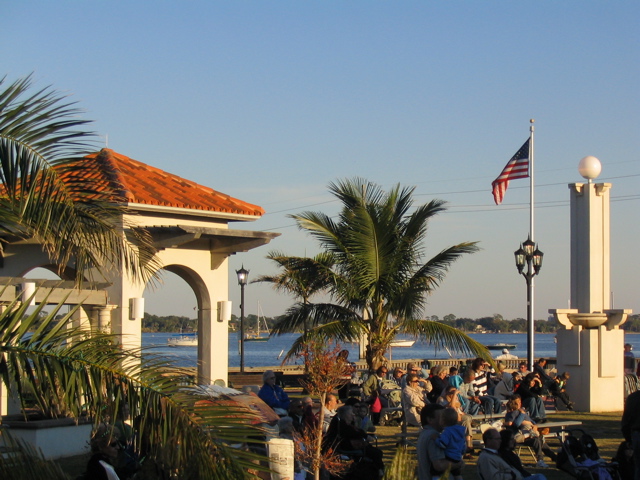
[244, 302, 270, 342]
[389, 339, 415, 348]
[168, 332, 198, 347]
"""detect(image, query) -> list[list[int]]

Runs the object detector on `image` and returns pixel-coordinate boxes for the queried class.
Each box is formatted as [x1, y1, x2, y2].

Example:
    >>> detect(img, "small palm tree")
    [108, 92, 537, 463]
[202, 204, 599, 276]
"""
[273, 177, 490, 370]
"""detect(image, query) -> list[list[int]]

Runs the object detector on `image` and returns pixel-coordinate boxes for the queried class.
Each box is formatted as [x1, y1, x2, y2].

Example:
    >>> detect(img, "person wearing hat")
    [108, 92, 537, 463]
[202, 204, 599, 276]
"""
[496, 348, 518, 360]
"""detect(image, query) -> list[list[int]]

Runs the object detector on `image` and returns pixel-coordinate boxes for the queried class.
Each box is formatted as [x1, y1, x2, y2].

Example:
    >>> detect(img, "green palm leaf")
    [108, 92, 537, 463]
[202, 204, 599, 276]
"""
[0, 74, 160, 285]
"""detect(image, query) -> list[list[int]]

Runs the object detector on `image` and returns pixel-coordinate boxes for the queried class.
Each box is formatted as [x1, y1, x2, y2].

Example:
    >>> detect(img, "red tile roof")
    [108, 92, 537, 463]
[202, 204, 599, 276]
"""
[81, 149, 264, 217]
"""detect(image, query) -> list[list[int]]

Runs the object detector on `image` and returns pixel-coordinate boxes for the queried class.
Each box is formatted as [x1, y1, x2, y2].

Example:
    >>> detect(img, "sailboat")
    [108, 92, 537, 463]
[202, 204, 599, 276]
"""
[167, 330, 198, 347]
[244, 302, 270, 342]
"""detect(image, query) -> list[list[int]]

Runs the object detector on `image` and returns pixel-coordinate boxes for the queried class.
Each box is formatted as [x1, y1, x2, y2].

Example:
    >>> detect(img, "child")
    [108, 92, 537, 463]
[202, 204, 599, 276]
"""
[433, 407, 466, 480]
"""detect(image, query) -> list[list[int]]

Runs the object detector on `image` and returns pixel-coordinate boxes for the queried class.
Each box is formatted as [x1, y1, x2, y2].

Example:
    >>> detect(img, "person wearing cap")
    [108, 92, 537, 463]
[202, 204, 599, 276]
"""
[496, 348, 518, 360]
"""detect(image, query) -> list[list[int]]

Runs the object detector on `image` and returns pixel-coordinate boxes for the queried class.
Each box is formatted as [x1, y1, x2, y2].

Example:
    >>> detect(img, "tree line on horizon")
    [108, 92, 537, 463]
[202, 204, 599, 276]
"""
[141, 311, 640, 334]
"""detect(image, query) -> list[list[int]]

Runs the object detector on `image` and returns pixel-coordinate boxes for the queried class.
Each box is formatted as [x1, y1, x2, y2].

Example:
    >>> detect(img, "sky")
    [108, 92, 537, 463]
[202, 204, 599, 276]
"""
[3, 1, 639, 322]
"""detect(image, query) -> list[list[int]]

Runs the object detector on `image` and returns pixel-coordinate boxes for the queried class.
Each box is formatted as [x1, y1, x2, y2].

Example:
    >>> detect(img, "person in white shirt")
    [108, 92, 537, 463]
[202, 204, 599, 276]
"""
[321, 393, 338, 433]
[496, 348, 518, 360]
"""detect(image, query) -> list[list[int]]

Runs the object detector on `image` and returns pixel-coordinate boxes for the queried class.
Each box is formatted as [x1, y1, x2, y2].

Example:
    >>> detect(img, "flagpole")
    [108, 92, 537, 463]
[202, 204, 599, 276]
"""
[528, 119, 535, 370]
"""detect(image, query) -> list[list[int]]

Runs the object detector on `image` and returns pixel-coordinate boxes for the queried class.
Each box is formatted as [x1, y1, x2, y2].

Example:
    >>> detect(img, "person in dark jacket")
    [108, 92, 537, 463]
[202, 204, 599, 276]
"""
[85, 424, 122, 480]
[323, 405, 384, 474]
[258, 370, 290, 414]
[517, 373, 547, 423]
[621, 389, 640, 480]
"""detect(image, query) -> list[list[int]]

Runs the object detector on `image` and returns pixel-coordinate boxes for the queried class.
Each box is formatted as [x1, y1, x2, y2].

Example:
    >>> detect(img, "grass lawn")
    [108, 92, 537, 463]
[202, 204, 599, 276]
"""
[373, 410, 625, 479]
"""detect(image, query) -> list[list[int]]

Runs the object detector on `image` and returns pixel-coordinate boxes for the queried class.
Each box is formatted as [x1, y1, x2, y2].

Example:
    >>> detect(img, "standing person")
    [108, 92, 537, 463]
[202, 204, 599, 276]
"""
[433, 407, 467, 480]
[402, 372, 427, 427]
[258, 370, 290, 415]
[498, 429, 548, 480]
[85, 424, 122, 480]
[622, 389, 640, 480]
[417, 404, 463, 480]
[625, 343, 636, 375]
[477, 428, 523, 480]
[471, 358, 502, 414]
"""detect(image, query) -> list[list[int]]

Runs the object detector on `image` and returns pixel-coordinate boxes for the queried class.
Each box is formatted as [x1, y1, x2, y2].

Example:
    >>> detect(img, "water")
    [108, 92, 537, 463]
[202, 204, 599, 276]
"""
[142, 332, 640, 369]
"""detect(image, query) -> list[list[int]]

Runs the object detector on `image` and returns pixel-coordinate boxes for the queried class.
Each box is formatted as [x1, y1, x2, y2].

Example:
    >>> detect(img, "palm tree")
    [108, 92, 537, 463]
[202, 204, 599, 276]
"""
[0, 293, 265, 478]
[0, 74, 159, 285]
[272, 177, 491, 370]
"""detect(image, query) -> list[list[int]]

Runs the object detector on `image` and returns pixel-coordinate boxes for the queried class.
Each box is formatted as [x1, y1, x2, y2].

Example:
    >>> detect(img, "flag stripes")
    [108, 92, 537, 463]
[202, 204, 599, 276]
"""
[491, 138, 530, 205]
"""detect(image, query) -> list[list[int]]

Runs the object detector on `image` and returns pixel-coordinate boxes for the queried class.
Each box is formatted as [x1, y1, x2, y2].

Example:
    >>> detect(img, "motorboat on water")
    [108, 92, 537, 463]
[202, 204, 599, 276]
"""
[485, 342, 517, 350]
[389, 339, 415, 348]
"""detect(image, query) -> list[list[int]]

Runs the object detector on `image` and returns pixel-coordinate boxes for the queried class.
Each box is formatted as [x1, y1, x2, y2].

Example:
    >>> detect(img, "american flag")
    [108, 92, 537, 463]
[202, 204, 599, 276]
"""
[491, 138, 530, 205]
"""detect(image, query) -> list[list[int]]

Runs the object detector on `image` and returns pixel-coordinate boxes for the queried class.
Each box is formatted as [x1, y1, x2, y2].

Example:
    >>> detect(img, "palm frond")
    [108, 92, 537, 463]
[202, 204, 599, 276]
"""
[0, 74, 160, 285]
[401, 318, 492, 361]
[0, 295, 266, 478]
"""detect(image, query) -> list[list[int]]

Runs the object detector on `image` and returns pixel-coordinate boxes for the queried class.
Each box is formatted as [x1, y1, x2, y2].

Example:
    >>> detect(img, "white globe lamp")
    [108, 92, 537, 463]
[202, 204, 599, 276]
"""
[578, 156, 602, 182]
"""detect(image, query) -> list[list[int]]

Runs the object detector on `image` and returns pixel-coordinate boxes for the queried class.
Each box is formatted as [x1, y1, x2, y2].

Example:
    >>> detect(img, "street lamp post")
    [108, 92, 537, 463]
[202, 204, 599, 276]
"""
[514, 238, 543, 370]
[236, 266, 249, 373]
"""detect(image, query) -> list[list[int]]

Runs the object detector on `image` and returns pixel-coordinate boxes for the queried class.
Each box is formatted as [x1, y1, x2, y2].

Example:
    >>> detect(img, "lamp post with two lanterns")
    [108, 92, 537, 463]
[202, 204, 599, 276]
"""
[514, 238, 543, 370]
[236, 266, 249, 373]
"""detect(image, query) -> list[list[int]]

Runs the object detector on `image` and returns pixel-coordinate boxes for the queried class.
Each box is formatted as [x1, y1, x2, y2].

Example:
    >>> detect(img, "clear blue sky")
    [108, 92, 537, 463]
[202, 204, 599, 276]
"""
[4, 2, 639, 321]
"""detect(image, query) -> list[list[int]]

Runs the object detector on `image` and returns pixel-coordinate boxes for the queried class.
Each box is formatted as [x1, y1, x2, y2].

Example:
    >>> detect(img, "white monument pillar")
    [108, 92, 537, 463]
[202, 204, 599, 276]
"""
[550, 156, 632, 412]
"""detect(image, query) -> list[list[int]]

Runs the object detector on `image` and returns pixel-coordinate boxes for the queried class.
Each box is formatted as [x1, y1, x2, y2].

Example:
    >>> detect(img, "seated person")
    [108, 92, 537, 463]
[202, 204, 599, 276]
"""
[418, 404, 464, 480]
[321, 393, 338, 433]
[323, 405, 384, 473]
[504, 395, 556, 468]
[402, 372, 427, 427]
[391, 367, 406, 387]
[498, 429, 547, 480]
[85, 423, 123, 480]
[427, 365, 448, 403]
[548, 372, 574, 411]
[494, 371, 521, 401]
[517, 373, 547, 423]
[437, 386, 474, 457]
[354, 402, 376, 444]
[288, 399, 306, 434]
[258, 370, 290, 415]
[477, 428, 522, 480]
[454, 369, 481, 416]
[533, 358, 553, 390]
[470, 358, 502, 414]
[433, 407, 466, 480]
